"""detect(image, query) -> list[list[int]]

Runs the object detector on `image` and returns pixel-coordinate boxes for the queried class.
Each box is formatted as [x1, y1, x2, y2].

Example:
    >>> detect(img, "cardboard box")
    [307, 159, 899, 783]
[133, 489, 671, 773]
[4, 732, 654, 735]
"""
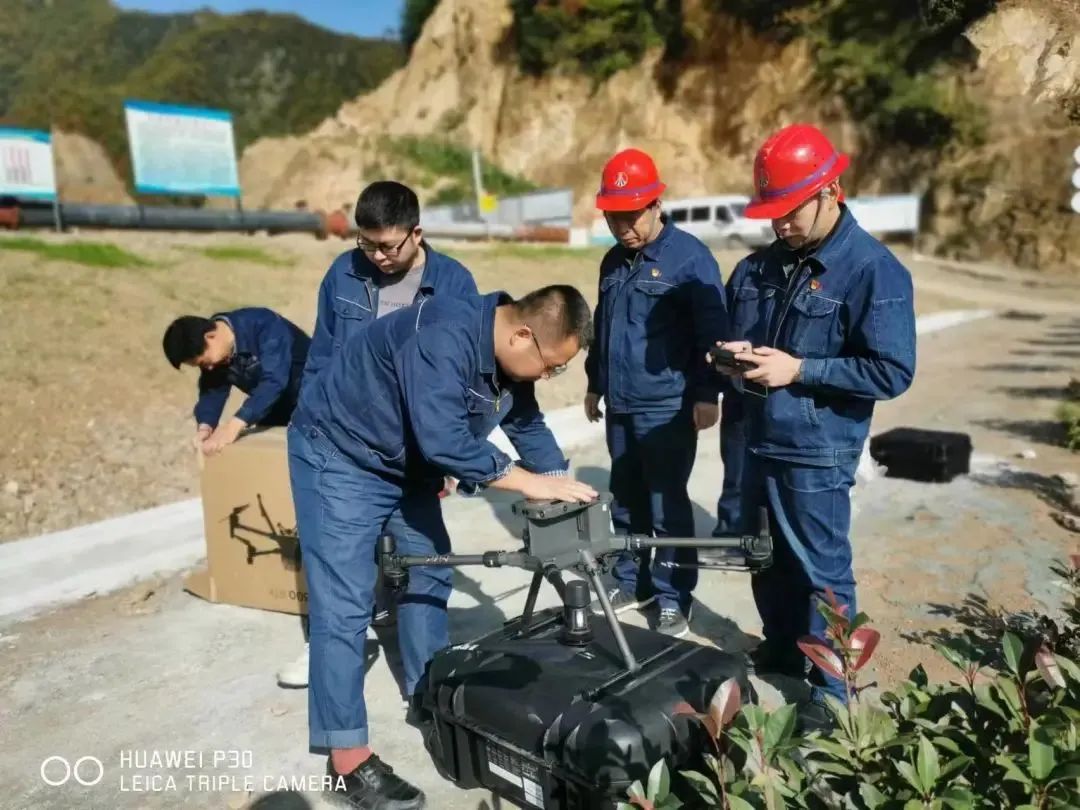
[184, 427, 308, 615]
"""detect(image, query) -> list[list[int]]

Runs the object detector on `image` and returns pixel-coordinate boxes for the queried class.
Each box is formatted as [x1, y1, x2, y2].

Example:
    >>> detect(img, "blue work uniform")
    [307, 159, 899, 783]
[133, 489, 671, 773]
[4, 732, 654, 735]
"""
[726, 205, 916, 703]
[301, 241, 478, 389]
[584, 217, 728, 614]
[192, 307, 311, 429]
[301, 241, 478, 627]
[287, 291, 568, 750]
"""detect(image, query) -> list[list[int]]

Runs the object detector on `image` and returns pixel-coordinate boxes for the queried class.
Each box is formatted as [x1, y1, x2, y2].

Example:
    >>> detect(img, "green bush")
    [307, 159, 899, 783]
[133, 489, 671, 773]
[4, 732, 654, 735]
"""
[628, 560, 1080, 809]
[510, 0, 681, 82]
[379, 135, 537, 205]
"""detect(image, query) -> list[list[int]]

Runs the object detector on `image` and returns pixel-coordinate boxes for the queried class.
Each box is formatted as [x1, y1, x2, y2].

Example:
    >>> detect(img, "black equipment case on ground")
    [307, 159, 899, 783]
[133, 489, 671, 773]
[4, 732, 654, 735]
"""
[418, 607, 749, 810]
[869, 427, 973, 483]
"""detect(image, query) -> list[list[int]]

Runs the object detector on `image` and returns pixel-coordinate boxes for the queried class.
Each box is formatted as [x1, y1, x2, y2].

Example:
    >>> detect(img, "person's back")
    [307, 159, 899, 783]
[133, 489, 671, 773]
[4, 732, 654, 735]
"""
[163, 306, 311, 455]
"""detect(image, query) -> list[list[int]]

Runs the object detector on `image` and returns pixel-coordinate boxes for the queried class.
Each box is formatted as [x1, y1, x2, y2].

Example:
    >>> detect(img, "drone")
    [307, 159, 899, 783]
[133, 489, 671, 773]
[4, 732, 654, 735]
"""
[379, 493, 772, 674]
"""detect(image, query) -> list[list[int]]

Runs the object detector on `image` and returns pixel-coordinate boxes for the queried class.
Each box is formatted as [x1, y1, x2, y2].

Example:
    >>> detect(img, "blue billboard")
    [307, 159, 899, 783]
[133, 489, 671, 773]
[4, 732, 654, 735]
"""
[124, 100, 241, 197]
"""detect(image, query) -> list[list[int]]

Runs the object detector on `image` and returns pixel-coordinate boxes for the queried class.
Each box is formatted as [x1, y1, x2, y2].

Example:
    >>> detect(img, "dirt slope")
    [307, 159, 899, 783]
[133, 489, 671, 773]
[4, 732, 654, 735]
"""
[239, 0, 1080, 272]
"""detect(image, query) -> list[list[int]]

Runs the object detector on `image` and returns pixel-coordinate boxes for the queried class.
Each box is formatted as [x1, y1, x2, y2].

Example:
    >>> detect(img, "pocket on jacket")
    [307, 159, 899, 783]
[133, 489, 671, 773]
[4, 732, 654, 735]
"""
[630, 279, 677, 327]
[788, 293, 840, 355]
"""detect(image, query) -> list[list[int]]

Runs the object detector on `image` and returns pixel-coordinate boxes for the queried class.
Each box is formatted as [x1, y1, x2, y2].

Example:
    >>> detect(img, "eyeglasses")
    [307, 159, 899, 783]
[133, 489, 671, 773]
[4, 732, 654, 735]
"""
[527, 325, 567, 378]
[356, 230, 413, 257]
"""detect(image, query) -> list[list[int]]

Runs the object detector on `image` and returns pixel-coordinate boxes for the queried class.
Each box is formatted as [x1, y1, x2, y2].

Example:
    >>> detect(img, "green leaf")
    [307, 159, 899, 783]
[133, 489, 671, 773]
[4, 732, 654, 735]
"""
[1029, 725, 1057, 781]
[808, 738, 856, 761]
[678, 770, 718, 801]
[896, 760, 925, 794]
[940, 786, 977, 809]
[726, 796, 756, 810]
[1003, 632, 1024, 675]
[627, 780, 646, 800]
[904, 800, 925, 810]
[940, 755, 973, 779]
[995, 678, 1024, 717]
[918, 736, 941, 790]
[997, 755, 1032, 786]
[859, 782, 889, 808]
[813, 761, 856, 776]
[647, 759, 669, 800]
[764, 703, 798, 752]
[975, 682, 1009, 720]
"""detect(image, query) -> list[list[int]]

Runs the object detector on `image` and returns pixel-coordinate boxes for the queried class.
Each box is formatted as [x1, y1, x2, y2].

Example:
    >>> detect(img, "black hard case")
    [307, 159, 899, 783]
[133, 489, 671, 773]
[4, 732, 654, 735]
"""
[419, 607, 749, 809]
[869, 427, 973, 483]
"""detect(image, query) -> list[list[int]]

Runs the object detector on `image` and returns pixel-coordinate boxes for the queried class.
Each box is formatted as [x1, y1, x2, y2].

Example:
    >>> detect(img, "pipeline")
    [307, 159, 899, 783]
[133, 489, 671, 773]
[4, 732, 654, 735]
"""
[7, 202, 326, 236]
[1, 202, 570, 243]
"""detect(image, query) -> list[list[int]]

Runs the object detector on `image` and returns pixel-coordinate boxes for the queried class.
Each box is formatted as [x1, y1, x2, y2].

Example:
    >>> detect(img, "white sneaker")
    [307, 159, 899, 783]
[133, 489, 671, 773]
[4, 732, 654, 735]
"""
[276, 643, 309, 688]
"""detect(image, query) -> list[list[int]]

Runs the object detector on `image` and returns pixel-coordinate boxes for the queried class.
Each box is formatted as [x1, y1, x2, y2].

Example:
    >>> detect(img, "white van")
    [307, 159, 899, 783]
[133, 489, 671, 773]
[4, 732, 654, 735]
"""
[664, 195, 775, 248]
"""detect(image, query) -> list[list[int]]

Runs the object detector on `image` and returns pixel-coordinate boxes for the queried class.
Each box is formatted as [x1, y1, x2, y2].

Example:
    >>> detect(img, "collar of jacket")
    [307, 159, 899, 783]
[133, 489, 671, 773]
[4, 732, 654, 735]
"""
[639, 216, 675, 263]
[767, 204, 857, 275]
[478, 290, 514, 377]
[210, 313, 248, 360]
[347, 239, 441, 294]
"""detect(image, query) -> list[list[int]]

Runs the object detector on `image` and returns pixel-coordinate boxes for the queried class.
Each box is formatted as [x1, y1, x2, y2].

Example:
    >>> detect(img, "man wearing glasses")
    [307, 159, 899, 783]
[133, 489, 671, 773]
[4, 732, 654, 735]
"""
[584, 148, 728, 638]
[288, 284, 597, 809]
[302, 180, 478, 388]
[277, 181, 479, 690]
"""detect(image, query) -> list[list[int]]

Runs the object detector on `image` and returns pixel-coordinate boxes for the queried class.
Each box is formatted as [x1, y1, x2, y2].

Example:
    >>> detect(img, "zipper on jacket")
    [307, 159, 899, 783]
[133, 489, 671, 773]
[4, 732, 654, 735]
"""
[770, 258, 810, 347]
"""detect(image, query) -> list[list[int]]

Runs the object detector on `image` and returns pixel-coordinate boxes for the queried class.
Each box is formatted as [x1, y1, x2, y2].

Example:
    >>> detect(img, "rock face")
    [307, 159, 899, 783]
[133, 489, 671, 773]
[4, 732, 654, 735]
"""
[239, 0, 846, 227]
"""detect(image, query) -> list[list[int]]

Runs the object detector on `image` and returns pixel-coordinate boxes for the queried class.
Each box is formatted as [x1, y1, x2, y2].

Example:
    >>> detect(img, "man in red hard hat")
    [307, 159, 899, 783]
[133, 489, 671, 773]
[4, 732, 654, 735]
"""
[585, 148, 728, 637]
[710, 124, 916, 730]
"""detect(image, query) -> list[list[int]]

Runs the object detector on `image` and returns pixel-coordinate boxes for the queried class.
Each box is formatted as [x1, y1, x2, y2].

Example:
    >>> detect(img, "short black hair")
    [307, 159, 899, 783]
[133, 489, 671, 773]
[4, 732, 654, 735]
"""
[162, 316, 215, 369]
[514, 285, 593, 350]
[354, 181, 420, 231]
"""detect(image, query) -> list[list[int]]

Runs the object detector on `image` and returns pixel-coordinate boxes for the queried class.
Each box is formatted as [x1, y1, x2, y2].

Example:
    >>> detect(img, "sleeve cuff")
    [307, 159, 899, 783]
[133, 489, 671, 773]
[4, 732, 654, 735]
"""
[456, 458, 514, 497]
[799, 358, 827, 387]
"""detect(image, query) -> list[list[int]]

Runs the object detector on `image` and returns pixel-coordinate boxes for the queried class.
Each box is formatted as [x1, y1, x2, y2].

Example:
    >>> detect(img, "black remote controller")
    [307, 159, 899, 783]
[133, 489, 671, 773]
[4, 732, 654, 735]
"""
[711, 347, 755, 373]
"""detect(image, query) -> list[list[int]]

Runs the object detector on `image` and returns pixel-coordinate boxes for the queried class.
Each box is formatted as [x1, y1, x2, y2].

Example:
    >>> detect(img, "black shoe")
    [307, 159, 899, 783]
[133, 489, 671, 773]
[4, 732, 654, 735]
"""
[747, 641, 808, 678]
[325, 754, 425, 809]
[795, 700, 835, 736]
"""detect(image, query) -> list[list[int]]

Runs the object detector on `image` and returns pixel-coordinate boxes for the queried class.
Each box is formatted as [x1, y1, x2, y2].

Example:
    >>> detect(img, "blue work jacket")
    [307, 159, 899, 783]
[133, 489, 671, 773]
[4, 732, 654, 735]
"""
[293, 291, 568, 488]
[727, 206, 917, 467]
[301, 242, 478, 389]
[194, 307, 311, 428]
[585, 218, 728, 413]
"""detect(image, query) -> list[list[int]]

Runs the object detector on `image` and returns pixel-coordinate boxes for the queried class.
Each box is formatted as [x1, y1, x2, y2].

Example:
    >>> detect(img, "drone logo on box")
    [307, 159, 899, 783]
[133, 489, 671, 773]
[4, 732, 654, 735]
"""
[1072, 144, 1080, 215]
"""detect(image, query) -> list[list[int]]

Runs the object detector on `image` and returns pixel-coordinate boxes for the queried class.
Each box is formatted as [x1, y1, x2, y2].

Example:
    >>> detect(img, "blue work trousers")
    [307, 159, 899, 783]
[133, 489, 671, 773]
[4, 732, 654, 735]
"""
[607, 408, 699, 614]
[287, 422, 451, 749]
[743, 453, 859, 704]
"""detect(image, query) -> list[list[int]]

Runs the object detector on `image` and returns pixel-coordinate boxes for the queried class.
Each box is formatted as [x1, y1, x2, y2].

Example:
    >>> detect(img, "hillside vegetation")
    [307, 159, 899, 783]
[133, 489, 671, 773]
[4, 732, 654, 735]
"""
[0, 0, 403, 181]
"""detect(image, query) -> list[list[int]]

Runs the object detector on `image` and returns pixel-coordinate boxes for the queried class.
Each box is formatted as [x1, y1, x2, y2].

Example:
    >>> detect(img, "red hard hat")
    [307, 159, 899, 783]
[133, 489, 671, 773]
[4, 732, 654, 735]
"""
[595, 148, 667, 212]
[744, 124, 849, 220]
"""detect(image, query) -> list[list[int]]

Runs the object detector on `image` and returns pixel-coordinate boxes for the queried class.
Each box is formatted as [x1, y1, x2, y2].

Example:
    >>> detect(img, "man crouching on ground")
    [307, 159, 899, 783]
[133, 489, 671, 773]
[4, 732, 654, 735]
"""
[287, 284, 598, 809]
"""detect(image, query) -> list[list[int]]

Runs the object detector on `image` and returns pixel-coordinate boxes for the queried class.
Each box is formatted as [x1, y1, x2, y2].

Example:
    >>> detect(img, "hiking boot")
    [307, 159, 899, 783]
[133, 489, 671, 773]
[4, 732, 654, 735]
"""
[657, 606, 691, 638]
[590, 588, 656, 616]
[325, 754, 425, 809]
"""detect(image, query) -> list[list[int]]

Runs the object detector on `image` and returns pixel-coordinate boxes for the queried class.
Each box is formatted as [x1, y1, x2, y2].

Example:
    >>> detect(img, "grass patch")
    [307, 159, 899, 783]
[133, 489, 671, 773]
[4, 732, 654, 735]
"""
[0, 236, 150, 268]
[195, 245, 290, 265]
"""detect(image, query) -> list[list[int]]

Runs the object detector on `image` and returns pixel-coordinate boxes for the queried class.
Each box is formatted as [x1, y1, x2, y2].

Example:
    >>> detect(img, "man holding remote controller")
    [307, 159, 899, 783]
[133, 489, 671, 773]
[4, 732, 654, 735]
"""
[710, 124, 916, 733]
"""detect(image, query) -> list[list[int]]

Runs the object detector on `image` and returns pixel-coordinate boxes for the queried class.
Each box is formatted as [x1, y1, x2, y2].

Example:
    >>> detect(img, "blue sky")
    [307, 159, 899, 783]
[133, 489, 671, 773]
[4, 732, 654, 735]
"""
[113, 1, 406, 38]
